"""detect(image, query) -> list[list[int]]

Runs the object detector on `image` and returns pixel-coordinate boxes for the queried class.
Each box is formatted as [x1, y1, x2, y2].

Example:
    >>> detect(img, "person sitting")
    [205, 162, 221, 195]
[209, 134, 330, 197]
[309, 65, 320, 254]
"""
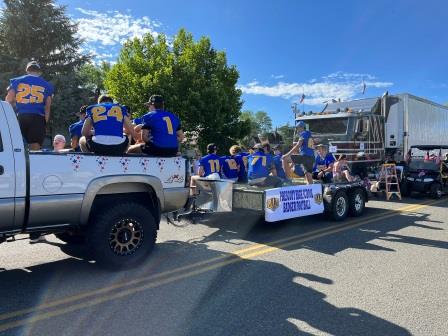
[333, 154, 354, 182]
[312, 144, 335, 183]
[127, 95, 184, 157]
[235, 147, 249, 183]
[272, 144, 287, 180]
[247, 143, 282, 188]
[79, 95, 135, 156]
[221, 145, 241, 182]
[68, 105, 87, 151]
[190, 143, 223, 195]
[53, 134, 66, 152]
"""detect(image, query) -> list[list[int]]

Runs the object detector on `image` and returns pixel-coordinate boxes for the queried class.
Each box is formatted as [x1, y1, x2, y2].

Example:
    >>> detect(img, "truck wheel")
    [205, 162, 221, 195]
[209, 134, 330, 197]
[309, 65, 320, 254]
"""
[87, 202, 157, 269]
[430, 183, 442, 199]
[348, 188, 365, 217]
[55, 232, 85, 245]
[330, 190, 349, 221]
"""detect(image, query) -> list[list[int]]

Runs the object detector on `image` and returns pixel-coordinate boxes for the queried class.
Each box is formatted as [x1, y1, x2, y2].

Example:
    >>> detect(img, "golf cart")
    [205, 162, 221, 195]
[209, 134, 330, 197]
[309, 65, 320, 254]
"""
[403, 145, 448, 198]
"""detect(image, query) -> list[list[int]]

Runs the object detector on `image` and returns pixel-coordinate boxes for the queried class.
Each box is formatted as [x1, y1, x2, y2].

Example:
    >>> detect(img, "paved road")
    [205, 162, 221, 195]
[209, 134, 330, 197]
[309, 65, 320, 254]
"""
[0, 197, 447, 336]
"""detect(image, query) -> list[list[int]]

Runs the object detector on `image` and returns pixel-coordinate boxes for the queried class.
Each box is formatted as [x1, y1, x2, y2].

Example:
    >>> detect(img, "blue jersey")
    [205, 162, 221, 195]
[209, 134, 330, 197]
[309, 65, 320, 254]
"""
[248, 151, 273, 180]
[200, 154, 223, 177]
[141, 109, 181, 148]
[69, 119, 84, 139]
[234, 154, 247, 181]
[86, 103, 127, 138]
[313, 153, 335, 172]
[222, 156, 239, 179]
[299, 130, 315, 157]
[133, 116, 143, 125]
[273, 154, 286, 179]
[10, 74, 54, 116]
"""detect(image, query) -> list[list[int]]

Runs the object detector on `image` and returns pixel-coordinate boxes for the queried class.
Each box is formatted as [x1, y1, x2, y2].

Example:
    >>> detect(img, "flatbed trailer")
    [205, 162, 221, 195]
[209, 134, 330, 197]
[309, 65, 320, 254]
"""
[175, 180, 369, 223]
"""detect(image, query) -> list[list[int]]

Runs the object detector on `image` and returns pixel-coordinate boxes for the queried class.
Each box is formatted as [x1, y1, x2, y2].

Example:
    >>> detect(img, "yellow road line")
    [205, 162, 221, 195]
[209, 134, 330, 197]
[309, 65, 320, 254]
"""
[0, 199, 442, 332]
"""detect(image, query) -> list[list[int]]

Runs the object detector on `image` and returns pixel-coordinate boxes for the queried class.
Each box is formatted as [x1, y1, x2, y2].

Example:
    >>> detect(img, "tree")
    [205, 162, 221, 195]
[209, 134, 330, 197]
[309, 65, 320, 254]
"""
[0, 0, 90, 136]
[105, 29, 248, 152]
[277, 123, 295, 146]
[240, 110, 273, 143]
[78, 62, 111, 93]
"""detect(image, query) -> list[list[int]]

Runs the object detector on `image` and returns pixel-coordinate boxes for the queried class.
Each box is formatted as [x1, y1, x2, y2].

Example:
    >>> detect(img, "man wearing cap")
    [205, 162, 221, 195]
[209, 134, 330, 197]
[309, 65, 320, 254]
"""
[68, 105, 87, 151]
[79, 95, 135, 155]
[312, 144, 335, 183]
[5, 61, 54, 150]
[282, 121, 315, 184]
[127, 95, 184, 156]
[189, 143, 223, 195]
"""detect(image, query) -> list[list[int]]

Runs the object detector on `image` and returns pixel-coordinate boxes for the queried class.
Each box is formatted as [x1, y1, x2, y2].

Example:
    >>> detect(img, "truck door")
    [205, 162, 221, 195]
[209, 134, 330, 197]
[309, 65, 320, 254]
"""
[0, 104, 16, 232]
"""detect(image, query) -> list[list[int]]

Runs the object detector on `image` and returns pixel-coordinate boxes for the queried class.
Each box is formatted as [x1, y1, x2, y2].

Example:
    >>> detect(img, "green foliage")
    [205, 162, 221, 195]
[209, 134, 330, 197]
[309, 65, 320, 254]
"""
[277, 123, 295, 147]
[240, 110, 273, 136]
[78, 62, 111, 92]
[0, 0, 90, 136]
[105, 29, 248, 152]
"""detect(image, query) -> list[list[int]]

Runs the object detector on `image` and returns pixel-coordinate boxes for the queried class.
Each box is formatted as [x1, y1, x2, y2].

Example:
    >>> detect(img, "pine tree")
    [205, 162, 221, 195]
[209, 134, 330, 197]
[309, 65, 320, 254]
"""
[0, 0, 90, 137]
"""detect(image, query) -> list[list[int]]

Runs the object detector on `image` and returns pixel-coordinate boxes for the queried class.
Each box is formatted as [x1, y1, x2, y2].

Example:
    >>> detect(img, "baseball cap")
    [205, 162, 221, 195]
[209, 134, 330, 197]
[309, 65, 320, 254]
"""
[296, 121, 306, 128]
[145, 94, 164, 105]
[26, 61, 41, 71]
[77, 105, 88, 115]
[207, 143, 217, 152]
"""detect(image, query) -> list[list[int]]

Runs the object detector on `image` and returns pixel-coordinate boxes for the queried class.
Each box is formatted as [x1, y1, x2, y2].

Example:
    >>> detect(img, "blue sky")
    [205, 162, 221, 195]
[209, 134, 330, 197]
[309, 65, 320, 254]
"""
[60, 0, 448, 126]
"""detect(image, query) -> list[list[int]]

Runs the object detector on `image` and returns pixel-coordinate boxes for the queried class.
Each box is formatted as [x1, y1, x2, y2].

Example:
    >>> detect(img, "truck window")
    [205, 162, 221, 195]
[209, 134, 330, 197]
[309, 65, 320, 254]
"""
[306, 118, 348, 135]
[356, 117, 369, 135]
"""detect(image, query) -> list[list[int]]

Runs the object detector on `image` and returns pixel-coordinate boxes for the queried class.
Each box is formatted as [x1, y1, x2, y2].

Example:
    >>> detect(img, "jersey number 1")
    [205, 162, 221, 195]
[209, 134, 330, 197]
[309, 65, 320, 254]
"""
[163, 116, 174, 135]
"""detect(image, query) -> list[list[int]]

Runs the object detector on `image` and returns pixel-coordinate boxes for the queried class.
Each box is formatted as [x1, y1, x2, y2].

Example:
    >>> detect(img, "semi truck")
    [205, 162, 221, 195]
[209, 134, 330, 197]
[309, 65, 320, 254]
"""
[296, 93, 448, 170]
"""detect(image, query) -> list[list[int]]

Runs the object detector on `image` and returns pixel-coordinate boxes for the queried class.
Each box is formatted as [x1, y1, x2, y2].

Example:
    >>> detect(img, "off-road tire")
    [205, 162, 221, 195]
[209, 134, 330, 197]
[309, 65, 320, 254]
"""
[430, 183, 442, 199]
[87, 202, 157, 270]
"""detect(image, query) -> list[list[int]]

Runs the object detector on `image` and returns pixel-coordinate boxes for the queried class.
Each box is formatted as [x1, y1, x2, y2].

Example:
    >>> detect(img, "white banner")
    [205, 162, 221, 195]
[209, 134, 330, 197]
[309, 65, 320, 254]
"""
[264, 184, 325, 222]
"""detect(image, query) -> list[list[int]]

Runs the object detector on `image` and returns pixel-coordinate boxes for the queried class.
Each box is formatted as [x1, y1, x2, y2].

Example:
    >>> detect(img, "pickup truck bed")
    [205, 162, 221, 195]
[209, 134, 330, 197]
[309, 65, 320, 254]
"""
[0, 101, 190, 269]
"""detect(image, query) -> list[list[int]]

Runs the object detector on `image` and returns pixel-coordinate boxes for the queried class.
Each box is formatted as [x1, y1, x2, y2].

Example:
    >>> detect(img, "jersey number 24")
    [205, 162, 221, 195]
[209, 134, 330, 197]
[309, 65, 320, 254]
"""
[92, 106, 123, 123]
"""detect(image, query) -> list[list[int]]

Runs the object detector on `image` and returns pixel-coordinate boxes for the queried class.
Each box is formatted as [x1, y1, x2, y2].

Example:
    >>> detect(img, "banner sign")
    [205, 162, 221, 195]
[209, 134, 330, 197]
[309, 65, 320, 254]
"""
[264, 184, 324, 222]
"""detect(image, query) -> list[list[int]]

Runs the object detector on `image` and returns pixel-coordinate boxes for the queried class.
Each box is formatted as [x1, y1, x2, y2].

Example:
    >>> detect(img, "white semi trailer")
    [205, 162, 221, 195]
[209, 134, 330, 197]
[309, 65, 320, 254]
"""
[296, 93, 448, 167]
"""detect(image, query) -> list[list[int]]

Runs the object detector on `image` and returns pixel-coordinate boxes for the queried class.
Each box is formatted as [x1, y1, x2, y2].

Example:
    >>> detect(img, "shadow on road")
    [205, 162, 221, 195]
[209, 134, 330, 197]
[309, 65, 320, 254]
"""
[0, 241, 411, 336]
[191, 201, 447, 256]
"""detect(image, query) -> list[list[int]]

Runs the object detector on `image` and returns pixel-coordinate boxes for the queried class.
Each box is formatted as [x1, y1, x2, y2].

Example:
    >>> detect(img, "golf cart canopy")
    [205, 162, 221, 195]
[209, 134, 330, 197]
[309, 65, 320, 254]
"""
[410, 145, 448, 150]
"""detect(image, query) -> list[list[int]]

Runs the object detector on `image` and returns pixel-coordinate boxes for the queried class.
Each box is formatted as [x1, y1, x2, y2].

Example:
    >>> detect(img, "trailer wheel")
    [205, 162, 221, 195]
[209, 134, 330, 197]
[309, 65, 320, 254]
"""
[430, 183, 442, 199]
[330, 190, 349, 221]
[87, 201, 157, 270]
[348, 188, 365, 217]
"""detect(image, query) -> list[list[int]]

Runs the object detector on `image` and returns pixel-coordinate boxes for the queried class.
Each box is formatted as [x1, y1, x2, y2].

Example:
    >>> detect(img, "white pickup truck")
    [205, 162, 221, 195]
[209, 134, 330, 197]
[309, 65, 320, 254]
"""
[0, 101, 190, 269]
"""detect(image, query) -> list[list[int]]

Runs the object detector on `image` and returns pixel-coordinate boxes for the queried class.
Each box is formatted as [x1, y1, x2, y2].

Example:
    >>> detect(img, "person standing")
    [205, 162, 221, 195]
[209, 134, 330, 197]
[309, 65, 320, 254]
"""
[68, 105, 87, 151]
[272, 144, 287, 180]
[5, 61, 54, 150]
[127, 95, 184, 156]
[282, 121, 315, 184]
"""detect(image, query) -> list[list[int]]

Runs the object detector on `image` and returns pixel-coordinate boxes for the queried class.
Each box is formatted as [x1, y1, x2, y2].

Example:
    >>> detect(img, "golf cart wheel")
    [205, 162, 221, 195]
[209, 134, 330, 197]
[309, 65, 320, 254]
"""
[330, 190, 349, 221]
[430, 183, 442, 199]
[348, 188, 365, 217]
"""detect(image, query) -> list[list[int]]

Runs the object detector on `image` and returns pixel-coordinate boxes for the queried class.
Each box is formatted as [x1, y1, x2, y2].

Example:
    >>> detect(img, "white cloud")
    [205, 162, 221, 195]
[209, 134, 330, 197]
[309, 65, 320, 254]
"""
[271, 74, 285, 79]
[74, 8, 163, 62]
[240, 72, 393, 105]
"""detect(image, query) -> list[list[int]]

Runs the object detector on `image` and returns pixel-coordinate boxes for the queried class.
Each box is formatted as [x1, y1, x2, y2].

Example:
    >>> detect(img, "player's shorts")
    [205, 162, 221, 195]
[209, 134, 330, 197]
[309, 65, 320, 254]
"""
[141, 142, 178, 157]
[86, 137, 129, 156]
[18, 113, 46, 145]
